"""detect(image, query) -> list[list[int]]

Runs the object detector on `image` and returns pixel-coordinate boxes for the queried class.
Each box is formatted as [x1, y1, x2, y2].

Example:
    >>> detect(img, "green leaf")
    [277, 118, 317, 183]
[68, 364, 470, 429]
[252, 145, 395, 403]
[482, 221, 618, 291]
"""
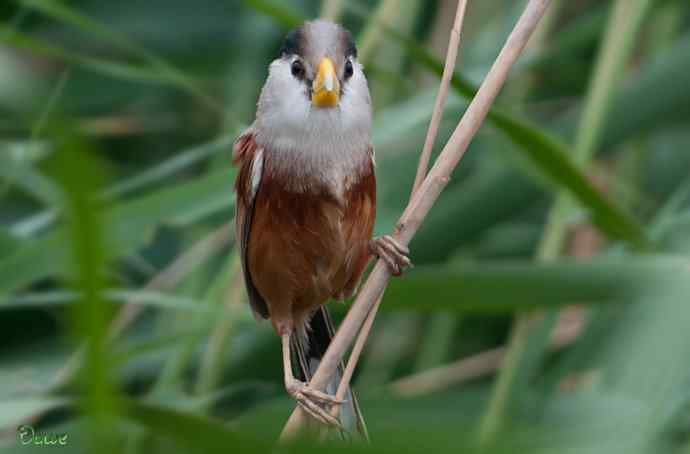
[122, 399, 270, 454]
[522, 5, 608, 73]
[569, 283, 690, 449]
[552, 34, 690, 148]
[17, 0, 219, 112]
[109, 168, 235, 232]
[0, 25, 185, 87]
[0, 289, 208, 313]
[0, 228, 23, 259]
[0, 169, 235, 295]
[600, 32, 690, 149]
[383, 256, 689, 312]
[101, 134, 236, 200]
[53, 137, 122, 450]
[488, 111, 651, 250]
[0, 157, 61, 206]
[0, 336, 72, 400]
[0, 397, 69, 431]
[410, 165, 544, 263]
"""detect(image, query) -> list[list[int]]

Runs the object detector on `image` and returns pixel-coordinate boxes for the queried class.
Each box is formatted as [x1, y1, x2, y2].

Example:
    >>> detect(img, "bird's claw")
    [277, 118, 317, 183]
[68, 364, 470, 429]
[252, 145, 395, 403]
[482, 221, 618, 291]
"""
[286, 379, 344, 428]
[370, 235, 412, 276]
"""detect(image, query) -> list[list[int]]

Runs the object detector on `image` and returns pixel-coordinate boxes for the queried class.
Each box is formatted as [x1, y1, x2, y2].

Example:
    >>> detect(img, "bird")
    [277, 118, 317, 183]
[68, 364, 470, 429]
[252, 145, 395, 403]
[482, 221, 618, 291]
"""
[232, 19, 411, 436]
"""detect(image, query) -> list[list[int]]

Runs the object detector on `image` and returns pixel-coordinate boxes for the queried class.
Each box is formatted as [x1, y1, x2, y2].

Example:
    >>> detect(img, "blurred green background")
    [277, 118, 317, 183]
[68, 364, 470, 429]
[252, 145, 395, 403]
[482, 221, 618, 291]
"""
[1, 0, 690, 452]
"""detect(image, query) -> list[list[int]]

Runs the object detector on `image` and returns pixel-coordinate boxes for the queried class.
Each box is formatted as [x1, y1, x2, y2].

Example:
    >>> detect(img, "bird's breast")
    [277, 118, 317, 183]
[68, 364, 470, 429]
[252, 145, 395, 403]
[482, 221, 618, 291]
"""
[247, 148, 375, 317]
[254, 128, 372, 199]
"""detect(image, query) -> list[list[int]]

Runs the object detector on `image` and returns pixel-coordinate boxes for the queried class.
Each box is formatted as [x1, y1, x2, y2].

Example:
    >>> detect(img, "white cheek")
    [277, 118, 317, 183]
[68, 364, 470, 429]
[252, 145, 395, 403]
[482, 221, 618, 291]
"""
[258, 61, 311, 149]
[340, 68, 372, 135]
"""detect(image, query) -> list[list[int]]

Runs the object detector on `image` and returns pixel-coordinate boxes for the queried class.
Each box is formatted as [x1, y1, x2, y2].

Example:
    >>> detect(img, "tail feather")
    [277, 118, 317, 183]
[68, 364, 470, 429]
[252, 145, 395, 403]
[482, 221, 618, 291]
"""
[291, 306, 369, 441]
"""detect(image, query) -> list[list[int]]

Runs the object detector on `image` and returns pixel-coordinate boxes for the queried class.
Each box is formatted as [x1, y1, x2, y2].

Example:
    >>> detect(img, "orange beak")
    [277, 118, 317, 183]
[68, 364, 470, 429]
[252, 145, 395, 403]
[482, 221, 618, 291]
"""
[312, 57, 340, 108]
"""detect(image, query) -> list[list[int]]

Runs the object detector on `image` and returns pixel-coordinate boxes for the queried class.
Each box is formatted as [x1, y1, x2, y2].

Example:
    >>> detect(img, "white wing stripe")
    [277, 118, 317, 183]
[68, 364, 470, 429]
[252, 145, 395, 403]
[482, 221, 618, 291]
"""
[250, 148, 264, 200]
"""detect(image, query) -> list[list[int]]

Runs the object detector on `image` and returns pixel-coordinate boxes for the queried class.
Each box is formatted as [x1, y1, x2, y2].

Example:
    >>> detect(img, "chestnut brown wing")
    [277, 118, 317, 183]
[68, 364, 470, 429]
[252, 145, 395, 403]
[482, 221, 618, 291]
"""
[338, 148, 377, 299]
[233, 130, 269, 319]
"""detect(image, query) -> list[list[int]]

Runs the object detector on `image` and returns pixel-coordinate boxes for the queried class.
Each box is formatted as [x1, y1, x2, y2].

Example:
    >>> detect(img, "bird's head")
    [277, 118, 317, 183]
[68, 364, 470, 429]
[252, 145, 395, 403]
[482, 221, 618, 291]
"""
[255, 20, 372, 151]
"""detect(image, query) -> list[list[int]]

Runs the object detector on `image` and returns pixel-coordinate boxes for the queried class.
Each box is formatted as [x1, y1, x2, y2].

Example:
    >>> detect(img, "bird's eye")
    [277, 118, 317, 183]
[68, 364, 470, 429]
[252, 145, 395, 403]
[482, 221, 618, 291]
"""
[344, 60, 354, 79]
[291, 60, 305, 79]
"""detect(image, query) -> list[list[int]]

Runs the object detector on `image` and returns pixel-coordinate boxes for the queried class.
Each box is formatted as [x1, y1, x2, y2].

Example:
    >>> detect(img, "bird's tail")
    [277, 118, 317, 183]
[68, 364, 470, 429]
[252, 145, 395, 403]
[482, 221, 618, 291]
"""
[291, 306, 369, 441]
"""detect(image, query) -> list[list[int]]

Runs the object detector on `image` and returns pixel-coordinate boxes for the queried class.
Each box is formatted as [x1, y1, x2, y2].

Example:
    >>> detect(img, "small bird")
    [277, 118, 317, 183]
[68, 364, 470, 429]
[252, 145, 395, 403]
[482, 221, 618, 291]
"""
[233, 20, 410, 435]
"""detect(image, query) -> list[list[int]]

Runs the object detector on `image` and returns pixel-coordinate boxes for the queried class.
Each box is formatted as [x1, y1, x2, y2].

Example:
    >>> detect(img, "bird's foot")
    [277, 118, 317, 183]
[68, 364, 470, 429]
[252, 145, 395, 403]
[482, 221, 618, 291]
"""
[286, 378, 344, 427]
[369, 235, 412, 276]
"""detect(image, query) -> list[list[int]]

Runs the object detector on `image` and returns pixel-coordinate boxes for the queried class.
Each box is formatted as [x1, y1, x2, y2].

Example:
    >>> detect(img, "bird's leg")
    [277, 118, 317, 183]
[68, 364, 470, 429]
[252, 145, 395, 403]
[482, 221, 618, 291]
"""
[369, 235, 412, 276]
[281, 333, 344, 428]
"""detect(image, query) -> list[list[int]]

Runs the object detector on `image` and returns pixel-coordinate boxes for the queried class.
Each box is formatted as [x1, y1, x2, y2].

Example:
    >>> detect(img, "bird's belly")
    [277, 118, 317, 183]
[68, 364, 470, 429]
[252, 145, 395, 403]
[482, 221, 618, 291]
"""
[247, 184, 365, 317]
